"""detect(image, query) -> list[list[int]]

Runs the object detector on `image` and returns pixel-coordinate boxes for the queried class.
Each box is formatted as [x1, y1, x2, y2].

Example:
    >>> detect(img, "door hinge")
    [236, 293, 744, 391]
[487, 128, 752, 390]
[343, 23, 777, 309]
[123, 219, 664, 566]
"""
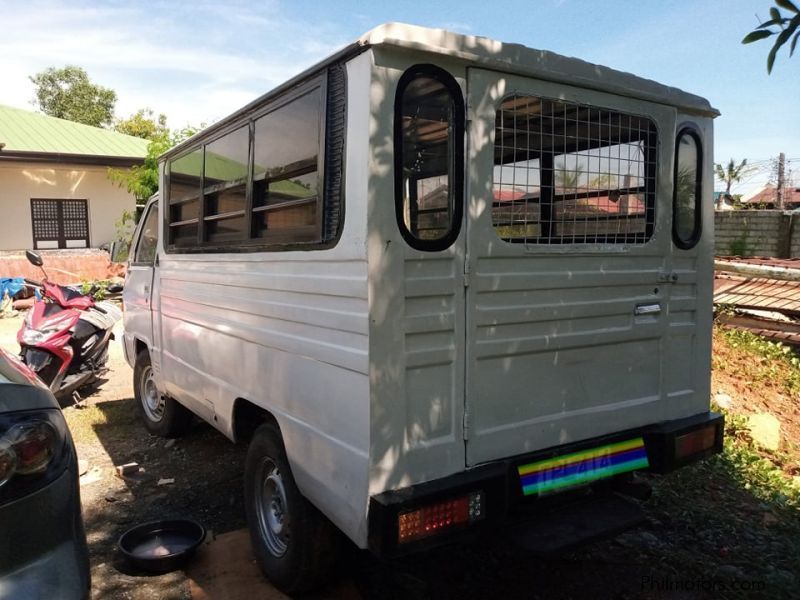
[462, 411, 470, 440]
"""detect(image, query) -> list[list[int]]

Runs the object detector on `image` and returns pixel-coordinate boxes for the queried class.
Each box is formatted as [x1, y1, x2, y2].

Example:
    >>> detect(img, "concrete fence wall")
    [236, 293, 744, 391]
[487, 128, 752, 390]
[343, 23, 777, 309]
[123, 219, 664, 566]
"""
[714, 210, 800, 258]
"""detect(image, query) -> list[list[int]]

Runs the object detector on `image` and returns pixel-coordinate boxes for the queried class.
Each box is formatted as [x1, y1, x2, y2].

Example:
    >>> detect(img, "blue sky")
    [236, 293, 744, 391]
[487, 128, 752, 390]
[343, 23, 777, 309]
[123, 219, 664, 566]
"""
[1, 0, 798, 193]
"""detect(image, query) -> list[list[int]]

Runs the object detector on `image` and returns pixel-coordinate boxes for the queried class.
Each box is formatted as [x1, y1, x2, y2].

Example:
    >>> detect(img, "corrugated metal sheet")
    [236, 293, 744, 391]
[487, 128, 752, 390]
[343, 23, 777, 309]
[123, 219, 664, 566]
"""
[714, 273, 800, 315]
[0, 104, 148, 158]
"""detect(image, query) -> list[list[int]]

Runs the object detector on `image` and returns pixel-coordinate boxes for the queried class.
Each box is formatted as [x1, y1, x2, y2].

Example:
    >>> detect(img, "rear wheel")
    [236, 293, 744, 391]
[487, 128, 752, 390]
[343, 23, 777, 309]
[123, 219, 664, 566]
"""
[244, 421, 337, 593]
[133, 350, 191, 437]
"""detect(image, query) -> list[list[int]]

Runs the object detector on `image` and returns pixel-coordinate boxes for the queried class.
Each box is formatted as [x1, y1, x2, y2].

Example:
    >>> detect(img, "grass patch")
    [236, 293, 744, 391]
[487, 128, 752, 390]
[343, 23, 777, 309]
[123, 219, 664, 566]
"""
[716, 326, 800, 395]
[64, 398, 138, 443]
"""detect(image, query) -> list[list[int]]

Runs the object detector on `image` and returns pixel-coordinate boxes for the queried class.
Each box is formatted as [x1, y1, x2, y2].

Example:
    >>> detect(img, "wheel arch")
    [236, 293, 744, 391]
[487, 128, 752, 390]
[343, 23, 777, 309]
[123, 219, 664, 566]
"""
[232, 398, 281, 445]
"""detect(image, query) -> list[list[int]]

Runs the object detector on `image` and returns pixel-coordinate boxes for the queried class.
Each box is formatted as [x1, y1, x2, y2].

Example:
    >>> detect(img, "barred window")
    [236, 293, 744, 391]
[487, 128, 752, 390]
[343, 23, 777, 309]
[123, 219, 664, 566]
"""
[492, 95, 657, 245]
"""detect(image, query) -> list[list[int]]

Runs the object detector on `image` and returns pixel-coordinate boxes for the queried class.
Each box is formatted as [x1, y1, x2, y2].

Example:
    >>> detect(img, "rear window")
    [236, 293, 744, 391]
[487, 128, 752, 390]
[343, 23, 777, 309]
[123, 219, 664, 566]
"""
[492, 95, 658, 245]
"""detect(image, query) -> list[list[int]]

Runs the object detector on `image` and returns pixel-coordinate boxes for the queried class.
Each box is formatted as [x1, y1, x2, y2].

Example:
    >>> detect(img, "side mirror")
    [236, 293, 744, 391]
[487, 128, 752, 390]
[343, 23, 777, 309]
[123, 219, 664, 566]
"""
[25, 250, 43, 267]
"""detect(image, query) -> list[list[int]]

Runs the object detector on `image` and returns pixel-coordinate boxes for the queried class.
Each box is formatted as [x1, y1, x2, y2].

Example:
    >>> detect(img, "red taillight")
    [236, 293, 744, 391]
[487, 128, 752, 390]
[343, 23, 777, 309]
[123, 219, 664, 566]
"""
[674, 426, 717, 461]
[0, 420, 58, 487]
[398, 491, 484, 544]
[0, 440, 16, 487]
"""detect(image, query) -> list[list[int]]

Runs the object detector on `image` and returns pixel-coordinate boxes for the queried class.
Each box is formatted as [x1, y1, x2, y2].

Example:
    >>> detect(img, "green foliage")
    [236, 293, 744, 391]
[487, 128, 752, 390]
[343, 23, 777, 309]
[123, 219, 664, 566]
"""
[729, 235, 751, 256]
[108, 124, 204, 202]
[713, 410, 800, 509]
[30, 65, 116, 127]
[114, 108, 168, 140]
[719, 326, 800, 392]
[111, 209, 137, 263]
[80, 279, 109, 301]
[743, 1, 800, 73]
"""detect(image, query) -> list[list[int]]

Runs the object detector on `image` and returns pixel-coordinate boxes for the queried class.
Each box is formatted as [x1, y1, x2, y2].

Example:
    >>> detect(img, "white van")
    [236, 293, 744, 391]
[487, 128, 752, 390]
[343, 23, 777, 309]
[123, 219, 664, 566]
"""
[123, 23, 723, 592]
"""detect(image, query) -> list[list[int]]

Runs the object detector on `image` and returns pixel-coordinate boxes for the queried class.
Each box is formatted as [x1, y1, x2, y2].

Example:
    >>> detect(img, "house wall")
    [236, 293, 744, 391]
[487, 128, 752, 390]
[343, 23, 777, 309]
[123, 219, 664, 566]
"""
[0, 161, 136, 251]
[714, 210, 800, 258]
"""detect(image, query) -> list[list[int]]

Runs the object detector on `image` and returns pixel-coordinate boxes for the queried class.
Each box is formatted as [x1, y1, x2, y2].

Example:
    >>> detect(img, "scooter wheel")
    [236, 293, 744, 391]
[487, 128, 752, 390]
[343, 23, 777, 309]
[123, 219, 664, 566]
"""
[134, 350, 192, 437]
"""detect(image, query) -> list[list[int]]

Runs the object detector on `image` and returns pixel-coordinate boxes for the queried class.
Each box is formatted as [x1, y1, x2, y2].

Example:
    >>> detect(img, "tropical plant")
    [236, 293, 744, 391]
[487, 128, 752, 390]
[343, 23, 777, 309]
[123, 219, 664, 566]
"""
[108, 124, 203, 203]
[714, 158, 753, 208]
[742, 0, 800, 73]
[555, 163, 584, 191]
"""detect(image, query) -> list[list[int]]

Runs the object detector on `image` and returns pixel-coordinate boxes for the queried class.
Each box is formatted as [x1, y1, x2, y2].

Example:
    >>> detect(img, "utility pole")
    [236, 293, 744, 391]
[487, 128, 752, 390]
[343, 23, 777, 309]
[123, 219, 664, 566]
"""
[777, 152, 786, 210]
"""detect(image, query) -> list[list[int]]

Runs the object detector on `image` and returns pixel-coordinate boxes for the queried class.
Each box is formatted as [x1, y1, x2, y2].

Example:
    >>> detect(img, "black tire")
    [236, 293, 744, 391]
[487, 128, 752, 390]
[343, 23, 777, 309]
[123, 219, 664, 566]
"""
[244, 421, 337, 593]
[133, 350, 192, 437]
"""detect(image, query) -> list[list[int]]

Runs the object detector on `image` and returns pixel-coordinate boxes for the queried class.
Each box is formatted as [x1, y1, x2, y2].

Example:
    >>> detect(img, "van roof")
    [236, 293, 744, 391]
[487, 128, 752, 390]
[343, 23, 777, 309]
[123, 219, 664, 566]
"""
[163, 22, 718, 161]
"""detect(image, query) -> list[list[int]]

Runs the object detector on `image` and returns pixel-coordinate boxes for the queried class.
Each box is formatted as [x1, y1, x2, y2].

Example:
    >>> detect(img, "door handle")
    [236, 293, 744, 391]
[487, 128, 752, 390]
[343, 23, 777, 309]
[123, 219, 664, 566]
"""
[143, 285, 150, 294]
[634, 303, 661, 316]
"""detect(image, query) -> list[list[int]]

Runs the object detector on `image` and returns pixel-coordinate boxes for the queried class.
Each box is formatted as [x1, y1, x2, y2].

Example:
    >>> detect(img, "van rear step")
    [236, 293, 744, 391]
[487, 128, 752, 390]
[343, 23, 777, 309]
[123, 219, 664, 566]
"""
[507, 492, 645, 555]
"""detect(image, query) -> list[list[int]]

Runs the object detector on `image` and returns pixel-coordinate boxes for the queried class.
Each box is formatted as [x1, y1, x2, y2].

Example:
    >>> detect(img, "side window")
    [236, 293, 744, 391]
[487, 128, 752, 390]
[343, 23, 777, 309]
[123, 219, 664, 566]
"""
[252, 88, 322, 243]
[673, 127, 702, 248]
[204, 125, 249, 243]
[168, 148, 202, 246]
[394, 64, 464, 251]
[163, 67, 345, 253]
[134, 202, 159, 265]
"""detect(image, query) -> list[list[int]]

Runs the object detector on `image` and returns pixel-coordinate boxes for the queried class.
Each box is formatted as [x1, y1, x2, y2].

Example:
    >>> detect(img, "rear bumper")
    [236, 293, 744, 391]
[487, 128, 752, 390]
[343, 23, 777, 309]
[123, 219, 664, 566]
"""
[368, 411, 723, 557]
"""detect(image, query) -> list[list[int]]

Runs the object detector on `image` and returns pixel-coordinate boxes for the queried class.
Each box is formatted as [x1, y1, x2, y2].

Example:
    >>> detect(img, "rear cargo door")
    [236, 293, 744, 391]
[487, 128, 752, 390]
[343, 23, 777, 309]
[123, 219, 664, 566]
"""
[464, 69, 679, 466]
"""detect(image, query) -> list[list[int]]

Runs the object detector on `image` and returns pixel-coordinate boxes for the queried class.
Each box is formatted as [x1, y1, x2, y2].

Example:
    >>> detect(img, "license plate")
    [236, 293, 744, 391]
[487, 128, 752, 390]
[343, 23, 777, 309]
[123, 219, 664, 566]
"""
[517, 437, 649, 496]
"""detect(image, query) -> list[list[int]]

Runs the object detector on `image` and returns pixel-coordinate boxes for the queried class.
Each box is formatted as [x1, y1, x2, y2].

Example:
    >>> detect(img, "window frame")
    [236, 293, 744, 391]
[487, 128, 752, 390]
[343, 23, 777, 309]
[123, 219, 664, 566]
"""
[130, 199, 159, 266]
[164, 70, 345, 254]
[672, 124, 703, 250]
[393, 63, 465, 252]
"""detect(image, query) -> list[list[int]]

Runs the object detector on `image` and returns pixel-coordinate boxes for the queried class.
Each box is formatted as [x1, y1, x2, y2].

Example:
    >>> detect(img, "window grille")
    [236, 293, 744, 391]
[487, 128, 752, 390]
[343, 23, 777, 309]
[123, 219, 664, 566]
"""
[492, 95, 657, 245]
[30, 198, 89, 249]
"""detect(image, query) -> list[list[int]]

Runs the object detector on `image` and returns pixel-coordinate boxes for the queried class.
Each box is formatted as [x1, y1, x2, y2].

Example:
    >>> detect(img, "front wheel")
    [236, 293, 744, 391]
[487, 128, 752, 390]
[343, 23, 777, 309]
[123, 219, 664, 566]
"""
[244, 422, 337, 593]
[133, 350, 191, 437]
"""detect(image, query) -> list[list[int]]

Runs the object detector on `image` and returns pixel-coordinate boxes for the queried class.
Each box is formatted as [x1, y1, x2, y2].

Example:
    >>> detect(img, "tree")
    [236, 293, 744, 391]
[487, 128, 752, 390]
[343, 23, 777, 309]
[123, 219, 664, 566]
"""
[114, 108, 168, 140]
[742, 0, 800, 73]
[108, 124, 203, 204]
[30, 65, 116, 127]
[714, 158, 754, 208]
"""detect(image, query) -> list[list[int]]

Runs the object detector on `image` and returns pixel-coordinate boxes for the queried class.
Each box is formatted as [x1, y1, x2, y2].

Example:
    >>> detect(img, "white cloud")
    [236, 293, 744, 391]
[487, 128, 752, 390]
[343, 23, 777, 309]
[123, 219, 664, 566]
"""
[0, 0, 348, 127]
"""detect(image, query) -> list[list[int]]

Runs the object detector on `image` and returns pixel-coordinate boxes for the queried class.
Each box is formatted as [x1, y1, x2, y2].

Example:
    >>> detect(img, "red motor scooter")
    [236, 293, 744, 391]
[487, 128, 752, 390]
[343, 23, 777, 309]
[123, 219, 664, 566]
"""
[17, 250, 122, 403]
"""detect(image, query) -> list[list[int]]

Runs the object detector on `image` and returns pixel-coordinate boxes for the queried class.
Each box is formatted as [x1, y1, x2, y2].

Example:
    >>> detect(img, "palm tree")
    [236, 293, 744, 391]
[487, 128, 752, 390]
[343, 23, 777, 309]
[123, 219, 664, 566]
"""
[714, 158, 753, 208]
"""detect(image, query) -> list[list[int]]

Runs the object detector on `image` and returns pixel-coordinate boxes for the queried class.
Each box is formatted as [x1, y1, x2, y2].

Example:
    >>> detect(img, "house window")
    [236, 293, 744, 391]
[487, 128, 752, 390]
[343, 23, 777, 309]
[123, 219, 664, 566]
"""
[30, 198, 90, 249]
[492, 95, 658, 245]
[394, 64, 465, 251]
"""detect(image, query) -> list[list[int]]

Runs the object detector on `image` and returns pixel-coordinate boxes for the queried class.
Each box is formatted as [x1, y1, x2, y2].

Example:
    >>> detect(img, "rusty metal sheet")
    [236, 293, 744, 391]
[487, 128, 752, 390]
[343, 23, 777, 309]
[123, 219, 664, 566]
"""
[714, 273, 800, 315]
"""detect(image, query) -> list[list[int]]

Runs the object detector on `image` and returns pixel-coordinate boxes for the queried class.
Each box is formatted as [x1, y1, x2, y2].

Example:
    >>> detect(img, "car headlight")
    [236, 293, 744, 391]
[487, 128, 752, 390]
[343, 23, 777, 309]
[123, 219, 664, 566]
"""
[21, 327, 60, 345]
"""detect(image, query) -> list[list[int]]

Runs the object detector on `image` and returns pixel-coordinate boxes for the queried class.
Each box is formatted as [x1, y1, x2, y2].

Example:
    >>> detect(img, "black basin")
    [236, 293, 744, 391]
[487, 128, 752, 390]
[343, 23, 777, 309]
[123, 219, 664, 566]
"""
[118, 519, 206, 574]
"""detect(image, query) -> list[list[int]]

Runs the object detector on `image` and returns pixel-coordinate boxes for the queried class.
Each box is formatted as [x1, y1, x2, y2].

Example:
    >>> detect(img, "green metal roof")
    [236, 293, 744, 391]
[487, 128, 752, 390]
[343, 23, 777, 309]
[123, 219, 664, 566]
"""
[0, 104, 149, 159]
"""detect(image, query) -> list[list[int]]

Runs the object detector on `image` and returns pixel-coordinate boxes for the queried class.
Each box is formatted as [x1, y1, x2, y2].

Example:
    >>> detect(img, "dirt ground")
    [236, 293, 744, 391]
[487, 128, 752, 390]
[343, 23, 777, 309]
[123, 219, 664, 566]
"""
[0, 313, 797, 599]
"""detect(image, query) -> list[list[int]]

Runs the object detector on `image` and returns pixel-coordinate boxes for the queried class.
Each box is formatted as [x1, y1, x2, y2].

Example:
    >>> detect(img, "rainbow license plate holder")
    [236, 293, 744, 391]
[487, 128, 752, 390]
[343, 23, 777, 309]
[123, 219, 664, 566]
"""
[517, 437, 649, 497]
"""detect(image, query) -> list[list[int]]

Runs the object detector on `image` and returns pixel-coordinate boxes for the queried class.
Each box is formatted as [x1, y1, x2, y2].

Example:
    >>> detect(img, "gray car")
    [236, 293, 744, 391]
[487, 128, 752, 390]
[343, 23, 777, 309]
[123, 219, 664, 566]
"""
[0, 347, 89, 599]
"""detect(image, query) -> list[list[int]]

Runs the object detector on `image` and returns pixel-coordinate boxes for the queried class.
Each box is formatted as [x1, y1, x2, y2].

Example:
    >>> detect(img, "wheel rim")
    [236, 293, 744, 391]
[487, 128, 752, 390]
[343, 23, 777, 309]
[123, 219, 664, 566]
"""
[140, 365, 165, 422]
[255, 457, 290, 557]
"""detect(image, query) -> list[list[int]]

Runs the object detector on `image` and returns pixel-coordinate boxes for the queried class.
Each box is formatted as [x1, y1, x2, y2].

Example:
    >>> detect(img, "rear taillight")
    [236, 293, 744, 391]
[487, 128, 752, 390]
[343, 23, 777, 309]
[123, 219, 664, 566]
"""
[398, 491, 485, 544]
[0, 410, 70, 504]
[674, 425, 717, 461]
